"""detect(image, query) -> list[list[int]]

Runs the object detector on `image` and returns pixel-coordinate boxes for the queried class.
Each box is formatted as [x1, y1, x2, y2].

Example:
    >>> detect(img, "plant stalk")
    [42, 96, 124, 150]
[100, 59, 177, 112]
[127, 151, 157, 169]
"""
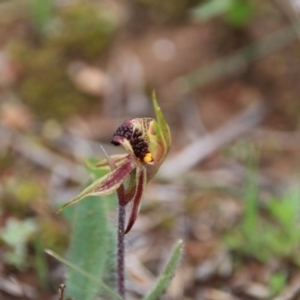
[101, 145, 127, 299]
[117, 203, 125, 298]
[117, 184, 126, 299]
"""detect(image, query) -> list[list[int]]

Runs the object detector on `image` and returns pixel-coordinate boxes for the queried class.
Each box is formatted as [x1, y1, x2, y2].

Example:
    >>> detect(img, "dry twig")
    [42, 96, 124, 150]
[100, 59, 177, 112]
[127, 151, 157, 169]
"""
[158, 101, 269, 180]
[0, 125, 86, 183]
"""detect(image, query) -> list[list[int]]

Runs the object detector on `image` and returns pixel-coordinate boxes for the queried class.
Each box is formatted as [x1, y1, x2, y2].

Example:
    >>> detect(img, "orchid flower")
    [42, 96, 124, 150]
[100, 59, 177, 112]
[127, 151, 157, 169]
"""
[58, 93, 171, 233]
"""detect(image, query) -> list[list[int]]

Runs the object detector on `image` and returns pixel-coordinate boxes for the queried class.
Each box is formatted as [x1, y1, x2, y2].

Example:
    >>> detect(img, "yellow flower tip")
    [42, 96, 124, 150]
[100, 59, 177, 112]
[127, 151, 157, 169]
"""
[143, 152, 153, 164]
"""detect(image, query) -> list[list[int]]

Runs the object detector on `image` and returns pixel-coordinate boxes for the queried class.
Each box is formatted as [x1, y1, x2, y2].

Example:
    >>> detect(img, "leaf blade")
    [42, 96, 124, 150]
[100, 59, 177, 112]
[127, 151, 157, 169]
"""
[64, 188, 113, 300]
[144, 240, 183, 300]
[45, 249, 123, 300]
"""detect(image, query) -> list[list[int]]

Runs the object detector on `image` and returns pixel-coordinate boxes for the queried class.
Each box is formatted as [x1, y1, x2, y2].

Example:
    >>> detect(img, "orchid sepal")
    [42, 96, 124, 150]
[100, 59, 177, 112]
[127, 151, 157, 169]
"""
[152, 91, 171, 150]
[124, 166, 147, 234]
[57, 159, 135, 213]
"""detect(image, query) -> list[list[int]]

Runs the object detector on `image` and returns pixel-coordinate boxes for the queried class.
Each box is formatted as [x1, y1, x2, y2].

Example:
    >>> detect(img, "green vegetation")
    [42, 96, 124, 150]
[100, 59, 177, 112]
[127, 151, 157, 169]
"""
[191, 0, 253, 27]
[48, 166, 183, 299]
[64, 178, 116, 300]
[7, 2, 119, 121]
[268, 271, 287, 297]
[0, 218, 37, 269]
[144, 240, 183, 300]
[225, 174, 300, 264]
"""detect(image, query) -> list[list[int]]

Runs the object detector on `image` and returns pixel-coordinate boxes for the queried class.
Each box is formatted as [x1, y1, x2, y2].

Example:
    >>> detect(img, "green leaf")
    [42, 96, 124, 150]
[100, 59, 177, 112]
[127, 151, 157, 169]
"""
[191, 0, 232, 21]
[269, 271, 286, 296]
[225, 0, 253, 27]
[0, 218, 37, 269]
[191, 0, 253, 27]
[29, 0, 54, 29]
[45, 249, 123, 300]
[144, 240, 183, 300]
[242, 156, 259, 237]
[63, 176, 118, 300]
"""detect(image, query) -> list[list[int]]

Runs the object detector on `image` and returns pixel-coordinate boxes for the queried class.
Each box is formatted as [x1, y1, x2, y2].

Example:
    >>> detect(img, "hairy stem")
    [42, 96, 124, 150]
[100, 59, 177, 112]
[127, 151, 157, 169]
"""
[117, 203, 126, 298]
[99, 145, 127, 298]
[117, 185, 126, 299]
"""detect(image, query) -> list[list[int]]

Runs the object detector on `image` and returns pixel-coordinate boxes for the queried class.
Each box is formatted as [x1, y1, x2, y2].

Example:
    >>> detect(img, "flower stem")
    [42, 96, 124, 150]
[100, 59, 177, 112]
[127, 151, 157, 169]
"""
[116, 182, 127, 299]
[117, 203, 126, 298]
[99, 145, 127, 298]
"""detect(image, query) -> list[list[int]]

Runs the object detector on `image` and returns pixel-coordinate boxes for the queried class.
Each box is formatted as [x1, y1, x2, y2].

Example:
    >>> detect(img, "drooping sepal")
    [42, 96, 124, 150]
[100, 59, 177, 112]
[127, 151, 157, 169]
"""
[124, 166, 147, 234]
[57, 159, 135, 213]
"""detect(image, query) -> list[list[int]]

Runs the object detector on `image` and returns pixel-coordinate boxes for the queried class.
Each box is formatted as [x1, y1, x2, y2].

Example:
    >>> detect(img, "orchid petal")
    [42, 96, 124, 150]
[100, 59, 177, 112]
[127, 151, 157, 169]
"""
[152, 91, 171, 150]
[124, 167, 147, 234]
[121, 171, 136, 205]
[112, 135, 135, 158]
[57, 159, 135, 213]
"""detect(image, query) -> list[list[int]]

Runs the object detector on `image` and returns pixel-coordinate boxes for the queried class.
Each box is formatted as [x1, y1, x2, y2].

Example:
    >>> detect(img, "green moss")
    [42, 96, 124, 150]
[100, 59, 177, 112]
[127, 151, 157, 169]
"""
[0, 152, 14, 170]
[7, 2, 119, 121]
[8, 41, 94, 120]
[37, 217, 68, 251]
[46, 4, 117, 61]
[159, 214, 176, 230]
[14, 180, 44, 205]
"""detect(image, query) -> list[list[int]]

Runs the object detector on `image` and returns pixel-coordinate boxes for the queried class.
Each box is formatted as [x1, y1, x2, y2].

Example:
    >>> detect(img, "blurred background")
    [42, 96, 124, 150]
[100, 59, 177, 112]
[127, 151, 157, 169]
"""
[1, 0, 300, 299]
